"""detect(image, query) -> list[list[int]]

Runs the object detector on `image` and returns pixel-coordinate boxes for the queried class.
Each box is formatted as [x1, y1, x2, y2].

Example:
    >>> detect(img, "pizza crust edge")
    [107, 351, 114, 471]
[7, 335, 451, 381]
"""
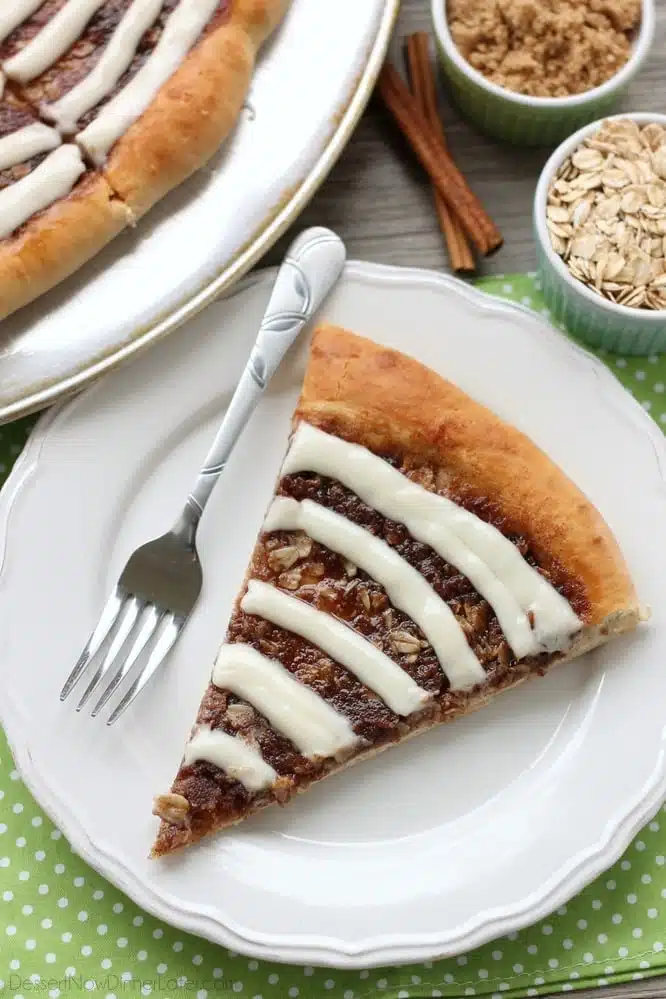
[297, 324, 640, 629]
[0, 170, 131, 321]
[102, 0, 291, 219]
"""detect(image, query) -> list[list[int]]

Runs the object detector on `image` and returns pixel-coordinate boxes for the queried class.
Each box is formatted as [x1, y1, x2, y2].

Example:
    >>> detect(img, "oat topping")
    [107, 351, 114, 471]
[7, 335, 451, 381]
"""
[342, 558, 358, 578]
[152, 792, 190, 827]
[225, 702, 255, 729]
[447, 0, 641, 99]
[277, 567, 302, 590]
[546, 119, 666, 310]
[267, 545, 301, 572]
[390, 630, 429, 655]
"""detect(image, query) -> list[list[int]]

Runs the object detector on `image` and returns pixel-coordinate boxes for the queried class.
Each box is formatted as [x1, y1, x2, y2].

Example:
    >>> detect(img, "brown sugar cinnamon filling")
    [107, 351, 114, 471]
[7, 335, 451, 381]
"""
[167, 467, 586, 828]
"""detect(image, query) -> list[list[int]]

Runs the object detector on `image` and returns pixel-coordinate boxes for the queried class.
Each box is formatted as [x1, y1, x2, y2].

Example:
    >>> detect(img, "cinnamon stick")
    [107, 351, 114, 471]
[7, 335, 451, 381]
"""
[406, 33, 475, 274]
[378, 62, 503, 256]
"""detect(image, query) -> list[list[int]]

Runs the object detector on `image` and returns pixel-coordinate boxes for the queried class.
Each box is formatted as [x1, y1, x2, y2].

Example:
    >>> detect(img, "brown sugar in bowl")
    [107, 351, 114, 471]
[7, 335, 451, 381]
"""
[430, 0, 655, 145]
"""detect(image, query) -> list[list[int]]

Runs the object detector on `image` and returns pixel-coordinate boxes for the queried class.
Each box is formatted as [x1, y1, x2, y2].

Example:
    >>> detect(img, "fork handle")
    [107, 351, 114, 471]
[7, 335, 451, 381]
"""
[179, 227, 346, 533]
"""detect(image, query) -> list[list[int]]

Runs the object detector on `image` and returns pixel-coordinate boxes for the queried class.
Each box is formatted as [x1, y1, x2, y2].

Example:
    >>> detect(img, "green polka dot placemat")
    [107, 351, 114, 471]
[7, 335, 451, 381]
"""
[2, 273, 666, 999]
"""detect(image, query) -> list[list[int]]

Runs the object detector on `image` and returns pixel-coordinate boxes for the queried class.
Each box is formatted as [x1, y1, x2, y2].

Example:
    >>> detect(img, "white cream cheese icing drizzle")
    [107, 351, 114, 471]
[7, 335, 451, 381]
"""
[0, 144, 85, 240]
[0, 0, 47, 46]
[184, 724, 277, 792]
[45, 0, 165, 133]
[241, 580, 431, 716]
[4, 0, 109, 84]
[212, 643, 359, 759]
[264, 496, 486, 689]
[78, 0, 220, 165]
[0, 122, 61, 172]
[281, 423, 581, 658]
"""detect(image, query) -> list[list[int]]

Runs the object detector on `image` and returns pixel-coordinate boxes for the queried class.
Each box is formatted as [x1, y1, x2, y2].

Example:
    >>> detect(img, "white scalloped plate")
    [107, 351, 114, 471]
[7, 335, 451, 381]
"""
[0, 0, 398, 424]
[2, 262, 666, 968]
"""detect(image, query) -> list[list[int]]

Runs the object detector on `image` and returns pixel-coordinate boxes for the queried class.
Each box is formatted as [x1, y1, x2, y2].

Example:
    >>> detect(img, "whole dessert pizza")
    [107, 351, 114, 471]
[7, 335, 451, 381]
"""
[152, 325, 643, 855]
[0, 0, 289, 320]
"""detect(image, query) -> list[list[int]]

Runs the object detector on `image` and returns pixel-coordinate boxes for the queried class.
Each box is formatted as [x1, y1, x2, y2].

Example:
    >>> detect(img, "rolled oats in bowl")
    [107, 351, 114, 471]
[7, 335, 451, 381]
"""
[546, 118, 666, 311]
[535, 114, 666, 355]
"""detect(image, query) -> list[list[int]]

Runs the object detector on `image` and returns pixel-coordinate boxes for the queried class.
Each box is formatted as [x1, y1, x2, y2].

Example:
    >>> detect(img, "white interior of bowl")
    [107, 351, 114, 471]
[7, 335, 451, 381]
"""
[431, 0, 655, 109]
[534, 111, 666, 324]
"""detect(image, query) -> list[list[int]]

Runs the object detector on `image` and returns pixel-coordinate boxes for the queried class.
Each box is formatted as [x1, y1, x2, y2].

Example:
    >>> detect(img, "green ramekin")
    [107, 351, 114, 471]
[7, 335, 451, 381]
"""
[534, 113, 666, 356]
[430, 0, 655, 147]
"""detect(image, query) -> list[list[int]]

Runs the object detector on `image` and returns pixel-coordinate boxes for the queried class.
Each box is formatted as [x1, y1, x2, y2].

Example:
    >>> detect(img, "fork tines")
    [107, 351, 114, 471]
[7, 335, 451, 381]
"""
[61, 590, 182, 725]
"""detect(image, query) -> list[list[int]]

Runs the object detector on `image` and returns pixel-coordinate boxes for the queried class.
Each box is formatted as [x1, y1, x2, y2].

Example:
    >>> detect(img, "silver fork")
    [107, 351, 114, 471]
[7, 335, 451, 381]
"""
[60, 226, 346, 725]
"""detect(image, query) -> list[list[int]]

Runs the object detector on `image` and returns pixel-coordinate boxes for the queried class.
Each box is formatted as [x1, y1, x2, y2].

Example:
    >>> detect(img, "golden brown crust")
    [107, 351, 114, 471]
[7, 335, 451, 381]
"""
[101, 0, 290, 218]
[0, 171, 131, 321]
[296, 324, 639, 627]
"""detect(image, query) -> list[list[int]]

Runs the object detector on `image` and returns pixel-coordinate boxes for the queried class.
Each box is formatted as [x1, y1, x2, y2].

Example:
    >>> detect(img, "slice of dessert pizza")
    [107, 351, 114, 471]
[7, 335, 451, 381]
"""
[0, 84, 130, 319]
[0, 0, 289, 318]
[152, 324, 641, 855]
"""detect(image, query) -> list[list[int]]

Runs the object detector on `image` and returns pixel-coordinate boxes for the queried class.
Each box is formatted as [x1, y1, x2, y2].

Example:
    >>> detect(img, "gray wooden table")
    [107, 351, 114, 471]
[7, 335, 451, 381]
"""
[270, 2, 666, 997]
[269, 0, 666, 280]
